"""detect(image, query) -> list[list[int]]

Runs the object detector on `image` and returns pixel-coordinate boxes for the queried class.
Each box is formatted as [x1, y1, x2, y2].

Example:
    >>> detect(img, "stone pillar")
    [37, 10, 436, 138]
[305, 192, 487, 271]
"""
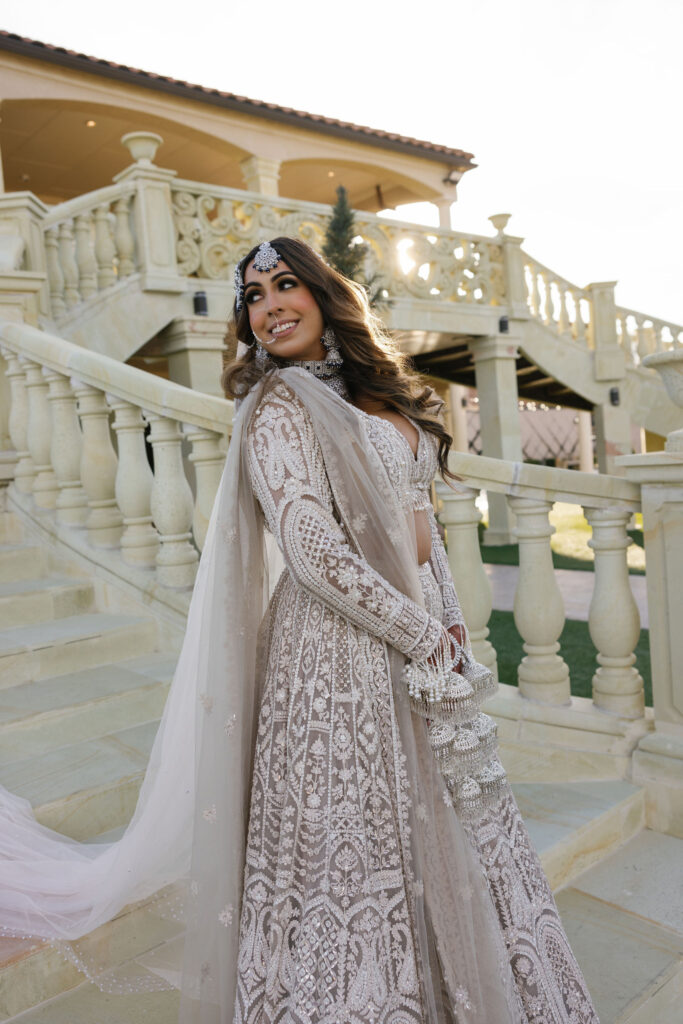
[448, 383, 468, 452]
[239, 156, 281, 197]
[0, 194, 50, 317]
[588, 281, 632, 474]
[433, 198, 453, 230]
[470, 335, 522, 544]
[114, 132, 183, 293]
[578, 409, 594, 472]
[160, 316, 229, 396]
[620, 450, 683, 836]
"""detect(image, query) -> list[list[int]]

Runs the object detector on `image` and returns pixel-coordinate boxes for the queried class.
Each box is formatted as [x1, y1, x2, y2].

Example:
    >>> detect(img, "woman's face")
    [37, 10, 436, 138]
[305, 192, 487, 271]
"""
[244, 258, 326, 362]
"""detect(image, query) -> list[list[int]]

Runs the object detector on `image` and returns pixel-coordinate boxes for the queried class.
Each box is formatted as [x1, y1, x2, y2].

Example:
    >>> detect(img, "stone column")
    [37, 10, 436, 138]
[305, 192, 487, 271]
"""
[114, 132, 183, 293]
[239, 156, 281, 197]
[448, 383, 468, 452]
[588, 281, 632, 474]
[578, 409, 595, 472]
[470, 335, 522, 544]
[160, 316, 229, 396]
[620, 450, 683, 836]
[433, 198, 453, 230]
[0, 193, 50, 318]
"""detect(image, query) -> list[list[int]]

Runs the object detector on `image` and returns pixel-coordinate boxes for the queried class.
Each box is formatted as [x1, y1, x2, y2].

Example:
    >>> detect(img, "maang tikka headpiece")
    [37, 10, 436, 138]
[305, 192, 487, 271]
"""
[233, 241, 282, 314]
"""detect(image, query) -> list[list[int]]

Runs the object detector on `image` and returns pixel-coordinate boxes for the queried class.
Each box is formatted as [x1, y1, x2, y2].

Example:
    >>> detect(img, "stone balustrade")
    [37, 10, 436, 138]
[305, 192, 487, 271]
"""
[437, 450, 644, 718]
[523, 254, 591, 345]
[615, 304, 683, 365]
[0, 321, 232, 596]
[0, 317, 650, 721]
[41, 183, 138, 321]
[3, 135, 677, 388]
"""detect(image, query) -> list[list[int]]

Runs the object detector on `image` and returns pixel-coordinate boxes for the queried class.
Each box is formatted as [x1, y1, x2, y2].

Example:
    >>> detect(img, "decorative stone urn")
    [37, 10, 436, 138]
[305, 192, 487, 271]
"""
[642, 350, 683, 453]
[488, 213, 511, 235]
[120, 131, 163, 166]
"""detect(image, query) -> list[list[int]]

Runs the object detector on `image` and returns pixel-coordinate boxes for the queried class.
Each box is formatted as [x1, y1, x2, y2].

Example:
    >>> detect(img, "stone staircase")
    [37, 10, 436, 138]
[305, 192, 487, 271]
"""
[0, 506, 681, 1023]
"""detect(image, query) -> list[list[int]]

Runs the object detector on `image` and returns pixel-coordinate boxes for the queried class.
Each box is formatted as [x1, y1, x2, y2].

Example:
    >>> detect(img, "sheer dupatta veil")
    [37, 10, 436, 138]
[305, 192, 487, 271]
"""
[0, 367, 521, 1023]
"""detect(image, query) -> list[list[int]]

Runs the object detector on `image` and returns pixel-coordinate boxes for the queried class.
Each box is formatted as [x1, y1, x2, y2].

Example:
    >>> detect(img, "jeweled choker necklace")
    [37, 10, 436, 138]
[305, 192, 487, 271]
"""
[288, 358, 350, 401]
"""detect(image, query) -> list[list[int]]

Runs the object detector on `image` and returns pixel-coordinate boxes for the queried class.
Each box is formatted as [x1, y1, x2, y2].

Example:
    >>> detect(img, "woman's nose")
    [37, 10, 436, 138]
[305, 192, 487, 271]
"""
[264, 290, 283, 314]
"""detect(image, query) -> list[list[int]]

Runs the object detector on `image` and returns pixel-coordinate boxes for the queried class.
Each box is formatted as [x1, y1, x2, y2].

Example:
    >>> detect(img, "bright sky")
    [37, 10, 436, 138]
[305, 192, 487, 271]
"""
[3, 0, 681, 323]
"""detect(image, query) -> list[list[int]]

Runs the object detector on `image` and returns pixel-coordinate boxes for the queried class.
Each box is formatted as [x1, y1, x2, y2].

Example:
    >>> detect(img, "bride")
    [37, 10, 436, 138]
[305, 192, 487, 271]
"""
[0, 236, 598, 1023]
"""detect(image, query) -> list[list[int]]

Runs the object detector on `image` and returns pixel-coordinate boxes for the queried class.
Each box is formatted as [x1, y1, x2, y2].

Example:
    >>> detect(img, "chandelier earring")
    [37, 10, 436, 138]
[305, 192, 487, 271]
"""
[321, 326, 343, 367]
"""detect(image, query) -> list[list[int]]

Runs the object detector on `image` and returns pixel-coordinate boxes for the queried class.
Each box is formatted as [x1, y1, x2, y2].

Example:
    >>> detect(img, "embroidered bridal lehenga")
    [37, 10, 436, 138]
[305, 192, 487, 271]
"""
[229, 370, 598, 1024]
[0, 309, 598, 1021]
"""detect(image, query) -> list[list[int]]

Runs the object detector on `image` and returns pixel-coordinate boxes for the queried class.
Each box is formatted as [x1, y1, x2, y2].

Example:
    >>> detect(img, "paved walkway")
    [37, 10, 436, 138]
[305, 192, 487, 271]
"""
[485, 563, 649, 629]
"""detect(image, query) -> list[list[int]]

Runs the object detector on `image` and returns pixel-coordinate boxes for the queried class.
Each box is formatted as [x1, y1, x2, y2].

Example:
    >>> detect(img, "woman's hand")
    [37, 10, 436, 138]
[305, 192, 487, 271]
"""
[448, 623, 466, 673]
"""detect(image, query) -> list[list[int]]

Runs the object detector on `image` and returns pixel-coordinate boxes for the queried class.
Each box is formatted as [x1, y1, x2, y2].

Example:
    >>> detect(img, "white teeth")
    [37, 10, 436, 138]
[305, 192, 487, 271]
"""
[271, 321, 296, 335]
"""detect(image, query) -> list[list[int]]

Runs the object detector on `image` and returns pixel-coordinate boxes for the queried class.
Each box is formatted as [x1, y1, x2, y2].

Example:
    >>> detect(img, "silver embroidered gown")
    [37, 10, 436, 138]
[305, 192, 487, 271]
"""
[237, 381, 598, 1023]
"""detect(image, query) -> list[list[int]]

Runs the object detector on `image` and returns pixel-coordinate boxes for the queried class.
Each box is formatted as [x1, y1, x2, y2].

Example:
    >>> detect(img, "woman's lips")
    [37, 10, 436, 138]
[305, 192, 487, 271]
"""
[270, 320, 298, 340]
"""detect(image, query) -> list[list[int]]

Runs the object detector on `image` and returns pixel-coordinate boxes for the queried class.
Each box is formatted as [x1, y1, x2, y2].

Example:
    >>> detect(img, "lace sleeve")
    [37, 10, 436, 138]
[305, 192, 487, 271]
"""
[246, 383, 445, 661]
[427, 504, 467, 632]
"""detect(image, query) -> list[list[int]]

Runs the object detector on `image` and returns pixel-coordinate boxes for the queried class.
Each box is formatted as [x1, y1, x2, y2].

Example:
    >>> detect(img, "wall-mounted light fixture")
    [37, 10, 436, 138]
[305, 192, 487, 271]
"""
[85, 120, 96, 128]
[609, 387, 620, 406]
[193, 291, 208, 316]
[499, 316, 509, 334]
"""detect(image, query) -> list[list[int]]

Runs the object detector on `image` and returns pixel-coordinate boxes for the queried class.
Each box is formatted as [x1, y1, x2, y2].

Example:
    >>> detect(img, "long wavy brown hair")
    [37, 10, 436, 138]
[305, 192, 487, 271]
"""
[222, 236, 456, 481]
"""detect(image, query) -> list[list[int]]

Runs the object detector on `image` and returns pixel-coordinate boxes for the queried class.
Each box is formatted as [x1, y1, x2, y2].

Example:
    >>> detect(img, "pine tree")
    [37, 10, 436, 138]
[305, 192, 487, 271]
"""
[322, 186, 367, 282]
[322, 185, 389, 309]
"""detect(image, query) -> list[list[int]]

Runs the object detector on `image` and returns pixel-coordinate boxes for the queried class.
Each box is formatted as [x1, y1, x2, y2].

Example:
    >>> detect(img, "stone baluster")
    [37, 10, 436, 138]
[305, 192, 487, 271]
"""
[529, 266, 541, 318]
[72, 381, 122, 547]
[43, 368, 88, 526]
[186, 426, 225, 551]
[94, 204, 116, 289]
[557, 286, 570, 335]
[74, 212, 97, 299]
[146, 413, 198, 587]
[1, 349, 35, 492]
[508, 496, 571, 703]
[44, 227, 66, 319]
[109, 397, 158, 566]
[542, 273, 555, 326]
[637, 316, 650, 362]
[586, 507, 644, 717]
[23, 359, 59, 509]
[58, 220, 80, 308]
[113, 195, 135, 277]
[435, 482, 497, 679]
[574, 294, 587, 344]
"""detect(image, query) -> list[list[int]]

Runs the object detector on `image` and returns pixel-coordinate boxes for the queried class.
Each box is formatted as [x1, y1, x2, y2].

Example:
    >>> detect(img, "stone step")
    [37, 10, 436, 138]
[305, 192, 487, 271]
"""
[514, 779, 646, 891]
[0, 545, 46, 584]
[556, 828, 683, 1023]
[0, 613, 158, 689]
[0, 575, 94, 628]
[0, 719, 159, 840]
[0, 887, 183, 1020]
[0, 653, 176, 761]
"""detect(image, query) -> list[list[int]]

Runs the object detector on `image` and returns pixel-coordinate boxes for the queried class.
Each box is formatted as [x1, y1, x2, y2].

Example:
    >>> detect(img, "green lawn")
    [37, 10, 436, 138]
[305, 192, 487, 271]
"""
[478, 503, 646, 575]
[487, 609, 652, 706]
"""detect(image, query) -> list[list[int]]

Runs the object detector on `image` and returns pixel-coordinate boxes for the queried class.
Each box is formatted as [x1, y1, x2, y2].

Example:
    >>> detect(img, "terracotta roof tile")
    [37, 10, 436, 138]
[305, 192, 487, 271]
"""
[0, 30, 475, 168]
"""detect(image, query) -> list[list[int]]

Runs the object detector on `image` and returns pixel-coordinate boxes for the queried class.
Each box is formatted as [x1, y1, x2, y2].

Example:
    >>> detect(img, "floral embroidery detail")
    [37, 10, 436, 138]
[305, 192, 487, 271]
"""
[198, 693, 213, 714]
[455, 985, 473, 1009]
[351, 512, 368, 534]
[202, 804, 217, 824]
[218, 904, 234, 927]
[224, 713, 236, 736]
[200, 962, 212, 982]
[190, 880, 199, 896]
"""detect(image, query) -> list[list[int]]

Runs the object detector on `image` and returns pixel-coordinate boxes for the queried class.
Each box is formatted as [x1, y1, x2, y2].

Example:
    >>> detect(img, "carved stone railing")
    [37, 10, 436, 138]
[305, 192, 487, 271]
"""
[41, 182, 139, 320]
[171, 178, 506, 306]
[522, 253, 592, 345]
[615, 304, 683, 364]
[0, 321, 232, 598]
[437, 452, 645, 718]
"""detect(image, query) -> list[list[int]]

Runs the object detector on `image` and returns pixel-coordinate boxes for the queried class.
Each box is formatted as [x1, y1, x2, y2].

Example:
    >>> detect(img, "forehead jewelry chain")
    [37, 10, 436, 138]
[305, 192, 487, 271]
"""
[234, 241, 282, 313]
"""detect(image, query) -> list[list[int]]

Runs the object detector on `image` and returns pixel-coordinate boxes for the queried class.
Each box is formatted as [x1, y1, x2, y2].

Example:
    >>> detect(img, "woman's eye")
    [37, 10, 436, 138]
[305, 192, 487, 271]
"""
[279, 278, 297, 290]
[245, 291, 262, 304]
